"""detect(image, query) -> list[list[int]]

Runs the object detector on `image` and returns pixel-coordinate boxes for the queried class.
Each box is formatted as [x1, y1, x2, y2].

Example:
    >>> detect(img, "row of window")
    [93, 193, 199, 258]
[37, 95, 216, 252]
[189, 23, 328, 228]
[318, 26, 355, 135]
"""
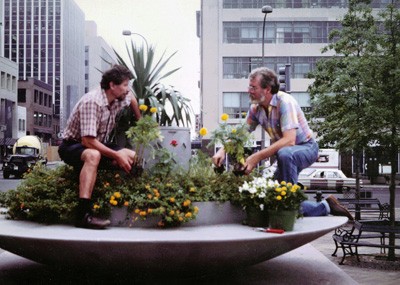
[33, 111, 52, 128]
[223, 56, 320, 79]
[0, 72, 17, 92]
[222, 92, 311, 118]
[224, 21, 341, 44]
[222, 0, 393, 9]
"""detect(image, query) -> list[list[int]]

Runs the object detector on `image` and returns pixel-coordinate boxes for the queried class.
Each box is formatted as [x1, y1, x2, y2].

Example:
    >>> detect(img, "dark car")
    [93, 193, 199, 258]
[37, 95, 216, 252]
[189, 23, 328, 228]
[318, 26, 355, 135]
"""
[2, 154, 38, 179]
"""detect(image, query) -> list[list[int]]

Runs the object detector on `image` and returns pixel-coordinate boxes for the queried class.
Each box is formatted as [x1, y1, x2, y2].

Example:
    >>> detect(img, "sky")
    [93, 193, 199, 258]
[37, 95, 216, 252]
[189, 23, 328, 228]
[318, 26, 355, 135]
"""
[74, 0, 201, 114]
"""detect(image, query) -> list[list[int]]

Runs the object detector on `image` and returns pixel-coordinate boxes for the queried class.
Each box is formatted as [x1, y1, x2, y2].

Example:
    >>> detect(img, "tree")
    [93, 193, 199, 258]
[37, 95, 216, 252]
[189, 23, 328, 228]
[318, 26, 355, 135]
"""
[308, 0, 378, 220]
[363, 1, 400, 260]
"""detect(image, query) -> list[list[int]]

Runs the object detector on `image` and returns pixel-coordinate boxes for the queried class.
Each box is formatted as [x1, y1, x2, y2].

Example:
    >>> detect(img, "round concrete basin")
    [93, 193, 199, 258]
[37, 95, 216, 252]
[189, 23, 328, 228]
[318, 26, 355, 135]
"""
[0, 216, 347, 276]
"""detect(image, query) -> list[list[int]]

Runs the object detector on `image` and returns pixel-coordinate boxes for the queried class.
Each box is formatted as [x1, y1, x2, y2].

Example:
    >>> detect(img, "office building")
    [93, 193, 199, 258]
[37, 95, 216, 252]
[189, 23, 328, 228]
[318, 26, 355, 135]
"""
[199, 0, 394, 175]
[2, 0, 85, 136]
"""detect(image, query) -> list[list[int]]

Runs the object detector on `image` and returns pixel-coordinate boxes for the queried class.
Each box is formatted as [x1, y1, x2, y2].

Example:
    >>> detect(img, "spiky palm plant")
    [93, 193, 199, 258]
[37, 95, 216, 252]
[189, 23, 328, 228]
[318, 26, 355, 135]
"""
[114, 41, 193, 127]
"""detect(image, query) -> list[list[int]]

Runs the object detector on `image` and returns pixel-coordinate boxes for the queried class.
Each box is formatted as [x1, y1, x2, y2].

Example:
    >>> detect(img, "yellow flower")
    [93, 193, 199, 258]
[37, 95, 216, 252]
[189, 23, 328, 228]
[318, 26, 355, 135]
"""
[145, 184, 151, 190]
[185, 212, 192, 218]
[276, 195, 282, 201]
[134, 209, 140, 214]
[221, 113, 229, 121]
[199, 127, 208, 136]
[280, 181, 287, 186]
[147, 208, 153, 214]
[275, 187, 281, 192]
[93, 204, 100, 209]
[139, 211, 147, 217]
[150, 107, 157, 113]
[178, 217, 184, 222]
[139, 104, 148, 111]
[110, 196, 115, 200]
[281, 186, 287, 191]
[169, 210, 175, 216]
[114, 192, 121, 198]
[189, 187, 196, 193]
[123, 201, 129, 207]
[287, 182, 292, 187]
[110, 200, 118, 206]
[183, 200, 191, 207]
[169, 197, 175, 203]
[281, 191, 287, 196]
[231, 128, 237, 134]
[194, 206, 199, 213]
[166, 183, 172, 188]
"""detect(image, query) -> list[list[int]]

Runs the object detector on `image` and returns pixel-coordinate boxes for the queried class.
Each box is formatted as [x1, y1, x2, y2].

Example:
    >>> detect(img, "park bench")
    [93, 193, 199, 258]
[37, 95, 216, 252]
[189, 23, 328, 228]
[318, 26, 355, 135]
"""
[332, 220, 400, 265]
[337, 198, 389, 220]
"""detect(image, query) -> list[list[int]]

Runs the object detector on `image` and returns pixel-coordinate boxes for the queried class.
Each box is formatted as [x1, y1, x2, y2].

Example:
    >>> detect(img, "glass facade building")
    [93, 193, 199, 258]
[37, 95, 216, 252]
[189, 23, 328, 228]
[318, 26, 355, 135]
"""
[3, 0, 85, 131]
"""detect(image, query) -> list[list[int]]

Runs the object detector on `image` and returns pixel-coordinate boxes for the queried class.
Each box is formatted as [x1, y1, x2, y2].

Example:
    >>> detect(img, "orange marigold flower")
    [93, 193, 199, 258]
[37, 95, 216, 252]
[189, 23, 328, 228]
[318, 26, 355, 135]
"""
[169, 210, 175, 216]
[114, 192, 121, 198]
[147, 194, 153, 199]
[123, 201, 129, 207]
[183, 200, 191, 207]
[185, 212, 192, 218]
[139, 211, 147, 217]
[169, 197, 175, 203]
[147, 208, 153, 214]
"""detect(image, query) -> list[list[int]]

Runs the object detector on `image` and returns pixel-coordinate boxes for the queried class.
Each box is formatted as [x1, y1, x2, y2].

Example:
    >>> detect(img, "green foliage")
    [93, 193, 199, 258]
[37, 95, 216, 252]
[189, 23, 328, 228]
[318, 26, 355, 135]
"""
[125, 113, 163, 162]
[208, 115, 254, 164]
[1, 151, 250, 227]
[114, 42, 193, 127]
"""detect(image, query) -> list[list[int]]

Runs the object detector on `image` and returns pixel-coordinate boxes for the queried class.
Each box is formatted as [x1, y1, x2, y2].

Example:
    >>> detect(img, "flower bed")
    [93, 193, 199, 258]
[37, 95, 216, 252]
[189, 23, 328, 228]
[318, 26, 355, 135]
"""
[0, 152, 251, 228]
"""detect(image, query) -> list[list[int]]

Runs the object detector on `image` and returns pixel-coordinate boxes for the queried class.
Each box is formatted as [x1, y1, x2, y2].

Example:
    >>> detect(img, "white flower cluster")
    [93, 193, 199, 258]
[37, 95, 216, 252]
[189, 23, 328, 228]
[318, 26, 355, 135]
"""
[239, 176, 278, 199]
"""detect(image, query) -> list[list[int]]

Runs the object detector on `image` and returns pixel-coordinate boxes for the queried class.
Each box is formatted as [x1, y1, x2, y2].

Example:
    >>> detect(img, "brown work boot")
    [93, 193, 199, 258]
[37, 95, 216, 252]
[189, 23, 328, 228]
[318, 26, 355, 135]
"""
[326, 195, 354, 221]
[75, 213, 111, 229]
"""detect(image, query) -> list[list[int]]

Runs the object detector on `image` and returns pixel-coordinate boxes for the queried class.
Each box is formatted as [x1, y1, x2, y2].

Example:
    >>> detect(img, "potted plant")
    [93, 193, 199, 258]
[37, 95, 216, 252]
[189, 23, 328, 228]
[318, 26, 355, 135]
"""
[113, 42, 194, 169]
[264, 181, 308, 231]
[238, 176, 308, 230]
[125, 104, 163, 175]
[207, 113, 254, 175]
[237, 176, 277, 227]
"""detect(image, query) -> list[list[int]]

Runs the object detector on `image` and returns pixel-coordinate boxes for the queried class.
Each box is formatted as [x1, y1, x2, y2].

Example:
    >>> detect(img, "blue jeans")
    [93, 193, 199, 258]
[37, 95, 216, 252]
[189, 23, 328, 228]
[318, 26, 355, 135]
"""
[273, 139, 326, 216]
[300, 200, 330, 217]
[274, 138, 319, 184]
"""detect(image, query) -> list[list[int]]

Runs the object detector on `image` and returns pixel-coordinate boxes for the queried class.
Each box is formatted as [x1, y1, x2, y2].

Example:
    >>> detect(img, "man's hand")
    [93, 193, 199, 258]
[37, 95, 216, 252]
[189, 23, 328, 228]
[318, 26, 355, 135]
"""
[212, 148, 226, 167]
[114, 149, 135, 173]
[243, 153, 260, 175]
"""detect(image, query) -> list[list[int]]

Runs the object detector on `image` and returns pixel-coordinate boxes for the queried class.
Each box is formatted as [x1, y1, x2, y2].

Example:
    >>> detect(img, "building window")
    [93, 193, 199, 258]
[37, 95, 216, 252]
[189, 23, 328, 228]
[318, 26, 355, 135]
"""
[18, 89, 26, 103]
[223, 21, 341, 44]
[223, 92, 250, 118]
[223, 56, 322, 79]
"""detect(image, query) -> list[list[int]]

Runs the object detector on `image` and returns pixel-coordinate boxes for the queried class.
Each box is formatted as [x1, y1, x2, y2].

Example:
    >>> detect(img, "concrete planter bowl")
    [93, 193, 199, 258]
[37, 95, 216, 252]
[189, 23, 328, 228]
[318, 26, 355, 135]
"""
[0, 204, 347, 276]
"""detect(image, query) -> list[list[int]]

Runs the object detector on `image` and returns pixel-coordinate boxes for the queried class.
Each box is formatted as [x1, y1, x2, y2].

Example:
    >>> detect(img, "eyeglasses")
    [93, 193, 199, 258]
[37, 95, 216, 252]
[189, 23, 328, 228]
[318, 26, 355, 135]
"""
[248, 85, 258, 91]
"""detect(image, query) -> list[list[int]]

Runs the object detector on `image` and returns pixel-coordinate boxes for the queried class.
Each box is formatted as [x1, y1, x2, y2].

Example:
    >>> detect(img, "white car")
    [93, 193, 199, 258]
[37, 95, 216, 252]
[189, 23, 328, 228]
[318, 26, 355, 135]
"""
[297, 168, 361, 193]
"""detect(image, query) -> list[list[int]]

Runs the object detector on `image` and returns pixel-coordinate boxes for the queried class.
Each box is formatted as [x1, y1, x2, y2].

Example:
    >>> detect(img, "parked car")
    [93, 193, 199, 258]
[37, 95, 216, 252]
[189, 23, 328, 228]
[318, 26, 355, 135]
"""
[2, 154, 38, 179]
[297, 168, 361, 193]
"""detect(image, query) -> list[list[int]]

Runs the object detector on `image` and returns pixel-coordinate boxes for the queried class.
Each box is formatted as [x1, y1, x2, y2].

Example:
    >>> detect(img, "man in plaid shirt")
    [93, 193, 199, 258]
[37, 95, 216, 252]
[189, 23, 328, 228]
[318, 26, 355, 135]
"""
[212, 67, 353, 220]
[59, 65, 141, 229]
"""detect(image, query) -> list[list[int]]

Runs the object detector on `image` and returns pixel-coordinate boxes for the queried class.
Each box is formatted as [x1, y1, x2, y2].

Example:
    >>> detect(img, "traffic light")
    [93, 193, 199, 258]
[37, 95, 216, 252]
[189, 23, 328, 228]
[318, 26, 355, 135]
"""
[278, 64, 291, 92]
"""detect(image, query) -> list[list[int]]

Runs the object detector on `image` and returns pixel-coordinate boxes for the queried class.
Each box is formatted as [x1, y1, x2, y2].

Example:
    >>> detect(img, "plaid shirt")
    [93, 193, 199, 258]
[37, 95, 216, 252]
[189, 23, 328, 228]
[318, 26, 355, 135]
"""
[63, 87, 131, 143]
[246, 91, 313, 144]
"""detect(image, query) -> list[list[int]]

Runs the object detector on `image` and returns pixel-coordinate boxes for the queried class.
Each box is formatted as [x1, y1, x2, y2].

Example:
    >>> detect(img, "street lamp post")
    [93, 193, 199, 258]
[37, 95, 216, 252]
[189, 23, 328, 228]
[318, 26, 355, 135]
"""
[122, 30, 149, 51]
[260, 6, 273, 151]
[261, 6, 273, 68]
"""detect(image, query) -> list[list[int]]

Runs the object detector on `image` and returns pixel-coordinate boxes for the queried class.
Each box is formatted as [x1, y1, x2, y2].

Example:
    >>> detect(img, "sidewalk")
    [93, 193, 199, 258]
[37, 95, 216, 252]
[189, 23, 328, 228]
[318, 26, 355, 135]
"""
[310, 208, 400, 285]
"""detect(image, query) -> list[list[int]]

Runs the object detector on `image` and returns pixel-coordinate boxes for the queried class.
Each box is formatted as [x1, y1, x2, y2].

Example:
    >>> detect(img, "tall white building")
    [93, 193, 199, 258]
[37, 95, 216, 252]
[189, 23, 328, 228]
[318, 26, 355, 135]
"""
[84, 21, 117, 94]
[199, 0, 389, 145]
